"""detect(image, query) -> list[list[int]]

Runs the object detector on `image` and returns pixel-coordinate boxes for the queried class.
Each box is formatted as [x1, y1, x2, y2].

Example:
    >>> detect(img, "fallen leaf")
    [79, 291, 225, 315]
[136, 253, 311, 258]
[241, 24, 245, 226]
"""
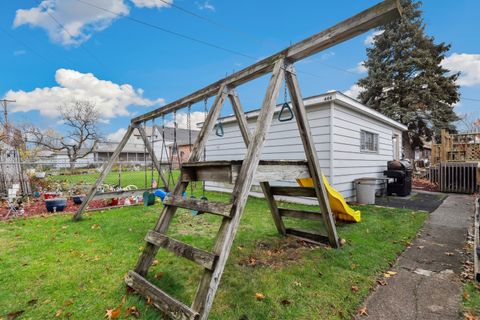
[27, 299, 38, 306]
[280, 299, 291, 306]
[146, 297, 153, 305]
[377, 280, 387, 286]
[255, 293, 265, 300]
[445, 252, 454, 256]
[293, 281, 302, 287]
[351, 285, 359, 293]
[55, 310, 62, 317]
[91, 224, 101, 229]
[464, 310, 479, 320]
[155, 272, 164, 280]
[125, 305, 141, 318]
[105, 305, 121, 319]
[357, 306, 368, 316]
[152, 259, 159, 266]
[65, 312, 73, 318]
[464, 291, 471, 301]
[417, 246, 424, 250]
[384, 273, 391, 278]
[64, 300, 73, 306]
[386, 271, 397, 275]
[339, 238, 347, 246]
[7, 310, 24, 320]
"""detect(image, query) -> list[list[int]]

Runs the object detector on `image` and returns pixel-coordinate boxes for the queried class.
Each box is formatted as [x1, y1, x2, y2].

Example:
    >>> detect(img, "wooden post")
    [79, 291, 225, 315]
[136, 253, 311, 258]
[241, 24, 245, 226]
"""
[134, 84, 228, 276]
[137, 125, 169, 191]
[284, 62, 339, 248]
[192, 59, 285, 319]
[228, 89, 286, 235]
[72, 124, 136, 221]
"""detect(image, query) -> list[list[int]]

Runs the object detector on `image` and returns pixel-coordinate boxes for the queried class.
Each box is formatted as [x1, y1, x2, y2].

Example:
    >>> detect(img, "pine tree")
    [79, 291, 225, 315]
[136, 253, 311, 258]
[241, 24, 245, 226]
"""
[357, 0, 459, 159]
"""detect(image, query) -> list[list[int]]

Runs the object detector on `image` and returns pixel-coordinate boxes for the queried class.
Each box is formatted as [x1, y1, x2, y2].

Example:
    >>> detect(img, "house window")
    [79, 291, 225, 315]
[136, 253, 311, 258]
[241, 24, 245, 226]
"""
[360, 130, 379, 153]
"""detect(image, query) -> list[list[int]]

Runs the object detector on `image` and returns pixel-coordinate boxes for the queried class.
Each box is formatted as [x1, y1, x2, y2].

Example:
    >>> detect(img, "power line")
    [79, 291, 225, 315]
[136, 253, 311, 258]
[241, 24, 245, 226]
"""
[462, 97, 480, 102]
[33, 0, 110, 71]
[74, 0, 256, 60]
[155, 0, 263, 44]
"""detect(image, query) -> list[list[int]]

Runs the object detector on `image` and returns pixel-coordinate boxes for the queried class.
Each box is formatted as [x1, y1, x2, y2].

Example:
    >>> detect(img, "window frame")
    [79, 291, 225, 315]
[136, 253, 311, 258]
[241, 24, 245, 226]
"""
[360, 130, 379, 153]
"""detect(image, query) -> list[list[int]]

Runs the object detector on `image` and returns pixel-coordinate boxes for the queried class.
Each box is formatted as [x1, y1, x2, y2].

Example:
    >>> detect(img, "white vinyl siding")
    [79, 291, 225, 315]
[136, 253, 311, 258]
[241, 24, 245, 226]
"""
[203, 94, 404, 203]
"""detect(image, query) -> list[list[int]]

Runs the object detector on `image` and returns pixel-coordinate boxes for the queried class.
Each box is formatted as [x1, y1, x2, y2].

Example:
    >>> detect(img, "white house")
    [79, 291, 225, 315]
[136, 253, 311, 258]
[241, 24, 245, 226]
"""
[204, 91, 407, 202]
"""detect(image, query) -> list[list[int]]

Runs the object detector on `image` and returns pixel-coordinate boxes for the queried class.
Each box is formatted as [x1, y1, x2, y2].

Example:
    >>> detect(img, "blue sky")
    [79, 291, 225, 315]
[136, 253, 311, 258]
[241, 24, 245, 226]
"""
[1, 0, 479, 141]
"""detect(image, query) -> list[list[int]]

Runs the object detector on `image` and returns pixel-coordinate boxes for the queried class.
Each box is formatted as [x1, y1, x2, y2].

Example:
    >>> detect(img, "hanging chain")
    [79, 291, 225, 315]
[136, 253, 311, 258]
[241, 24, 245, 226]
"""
[203, 97, 208, 162]
[187, 104, 192, 151]
[284, 79, 288, 103]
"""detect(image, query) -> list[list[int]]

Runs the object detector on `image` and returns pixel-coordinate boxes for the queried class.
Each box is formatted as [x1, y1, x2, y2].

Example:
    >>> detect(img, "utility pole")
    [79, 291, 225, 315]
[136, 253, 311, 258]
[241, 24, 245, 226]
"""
[1, 99, 15, 129]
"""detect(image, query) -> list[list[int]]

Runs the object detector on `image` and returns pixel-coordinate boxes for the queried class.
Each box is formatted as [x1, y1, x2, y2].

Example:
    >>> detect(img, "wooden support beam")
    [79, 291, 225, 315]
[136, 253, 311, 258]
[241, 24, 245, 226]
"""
[125, 271, 199, 320]
[192, 59, 285, 319]
[134, 84, 228, 277]
[145, 231, 217, 270]
[269, 186, 316, 197]
[284, 63, 340, 248]
[72, 125, 135, 221]
[285, 228, 330, 245]
[278, 208, 322, 221]
[163, 195, 232, 218]
[137, 125, 170, 191]
[260, 182, 286, 235]
[228, 90, 252, 144]
[131, 0, 401, 124]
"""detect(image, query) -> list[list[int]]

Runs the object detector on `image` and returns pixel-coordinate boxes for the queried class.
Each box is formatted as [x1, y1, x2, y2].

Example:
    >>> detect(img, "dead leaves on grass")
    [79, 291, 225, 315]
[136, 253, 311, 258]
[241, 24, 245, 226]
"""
[465, 310, 479, 320]
[255, 293, 265, 301]
[6, 310, 24, 320]
[357, 306, 368, 317]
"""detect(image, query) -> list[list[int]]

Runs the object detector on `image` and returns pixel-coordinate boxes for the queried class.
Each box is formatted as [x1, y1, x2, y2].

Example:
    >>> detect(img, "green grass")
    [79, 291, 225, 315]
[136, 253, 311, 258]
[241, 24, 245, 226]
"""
[49, 170, 182, 190]
[0, 192, 427, 319]
[463, 282, 480, 318]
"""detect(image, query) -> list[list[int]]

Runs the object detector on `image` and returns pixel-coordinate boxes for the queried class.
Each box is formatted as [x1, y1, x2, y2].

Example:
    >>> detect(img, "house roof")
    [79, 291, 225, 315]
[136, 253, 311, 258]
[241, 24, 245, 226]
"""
[207, 91, 407, 131]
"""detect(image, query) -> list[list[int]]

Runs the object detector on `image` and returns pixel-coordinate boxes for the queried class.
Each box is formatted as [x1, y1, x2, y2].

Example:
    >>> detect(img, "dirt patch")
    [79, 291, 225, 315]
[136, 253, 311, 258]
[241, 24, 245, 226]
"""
[238, 237, 318, 269]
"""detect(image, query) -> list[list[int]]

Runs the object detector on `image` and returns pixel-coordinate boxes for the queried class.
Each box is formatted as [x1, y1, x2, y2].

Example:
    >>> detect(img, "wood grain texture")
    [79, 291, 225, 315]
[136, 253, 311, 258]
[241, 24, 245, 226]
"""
[145, 231, 217, 270]
[125, 271, 199, 320]
[285, 64, 340, 248]
[285, 228, 330, 245]
[260, 182, 286, 235]
[163, 195, 232, 218]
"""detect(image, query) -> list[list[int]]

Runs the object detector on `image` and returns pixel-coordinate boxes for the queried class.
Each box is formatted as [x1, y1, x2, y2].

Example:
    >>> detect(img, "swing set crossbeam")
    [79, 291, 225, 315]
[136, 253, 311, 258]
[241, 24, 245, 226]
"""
[131, 0, 400, 124]
[72, 2, 402, 319]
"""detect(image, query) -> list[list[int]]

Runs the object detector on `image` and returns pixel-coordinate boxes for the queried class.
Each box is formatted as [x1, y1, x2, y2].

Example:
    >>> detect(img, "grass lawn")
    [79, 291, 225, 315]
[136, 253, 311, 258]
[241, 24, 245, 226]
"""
[0, 192, 427, 319]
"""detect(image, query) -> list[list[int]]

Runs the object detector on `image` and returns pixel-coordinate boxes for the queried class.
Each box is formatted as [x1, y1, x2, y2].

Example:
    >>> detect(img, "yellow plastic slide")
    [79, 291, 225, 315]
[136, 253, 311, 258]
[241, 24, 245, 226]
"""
[296, 175, 361, 222]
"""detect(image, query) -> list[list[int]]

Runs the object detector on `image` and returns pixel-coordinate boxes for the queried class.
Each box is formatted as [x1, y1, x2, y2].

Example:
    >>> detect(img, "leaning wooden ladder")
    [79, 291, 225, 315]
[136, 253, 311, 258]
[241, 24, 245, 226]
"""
[71, 1, 401, 319]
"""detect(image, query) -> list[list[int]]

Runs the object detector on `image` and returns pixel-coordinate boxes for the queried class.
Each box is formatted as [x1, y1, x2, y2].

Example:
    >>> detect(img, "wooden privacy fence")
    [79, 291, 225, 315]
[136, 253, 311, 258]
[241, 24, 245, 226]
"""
[430, 162, 478, 194]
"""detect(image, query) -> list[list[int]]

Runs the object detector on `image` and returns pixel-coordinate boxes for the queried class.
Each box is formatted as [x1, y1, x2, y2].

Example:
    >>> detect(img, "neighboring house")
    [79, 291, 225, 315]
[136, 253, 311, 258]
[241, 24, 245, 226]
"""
[204, 91, 407, 202]
[34, 126, 199, 168]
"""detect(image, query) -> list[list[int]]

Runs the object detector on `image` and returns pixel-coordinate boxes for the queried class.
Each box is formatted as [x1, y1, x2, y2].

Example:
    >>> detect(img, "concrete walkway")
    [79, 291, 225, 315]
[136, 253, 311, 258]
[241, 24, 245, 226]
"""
[358, 194, 475, 320]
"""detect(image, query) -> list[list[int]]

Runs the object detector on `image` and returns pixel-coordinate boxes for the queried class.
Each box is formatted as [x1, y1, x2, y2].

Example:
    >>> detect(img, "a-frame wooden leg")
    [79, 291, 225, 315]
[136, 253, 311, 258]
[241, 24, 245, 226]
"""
[192, 59, 285, 319]
[134, 85, 228, 276]
[72, 124, 136, 221]
[284, 62, 340, 248]
[137, 124, 170, 191]
[228, 90, 286, 236]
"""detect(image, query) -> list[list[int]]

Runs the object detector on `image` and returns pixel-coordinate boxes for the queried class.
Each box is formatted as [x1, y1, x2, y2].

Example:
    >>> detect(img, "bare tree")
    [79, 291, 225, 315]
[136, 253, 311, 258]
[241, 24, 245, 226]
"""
[29, 100, 102, 169]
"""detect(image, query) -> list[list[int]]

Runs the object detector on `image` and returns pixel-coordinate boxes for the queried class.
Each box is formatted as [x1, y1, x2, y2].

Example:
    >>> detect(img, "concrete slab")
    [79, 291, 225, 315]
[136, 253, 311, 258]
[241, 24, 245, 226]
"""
[356, 194, 475, 320]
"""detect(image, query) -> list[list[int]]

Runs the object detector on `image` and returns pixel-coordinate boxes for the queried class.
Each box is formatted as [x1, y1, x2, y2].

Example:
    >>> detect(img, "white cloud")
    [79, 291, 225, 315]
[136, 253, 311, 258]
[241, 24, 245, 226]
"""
[442, 53, 480, 87]
[4, 68, 164, 119]
[364, 30, 384, 46]
[130, 0, 172, 9]
[107, 128, 127, 141]
[343, 84, 365, 100]
[349, 61, 367, 74]
[13, 0, 173, 46]
[197, 0, 215, 11]
[165, 111, 207, 129]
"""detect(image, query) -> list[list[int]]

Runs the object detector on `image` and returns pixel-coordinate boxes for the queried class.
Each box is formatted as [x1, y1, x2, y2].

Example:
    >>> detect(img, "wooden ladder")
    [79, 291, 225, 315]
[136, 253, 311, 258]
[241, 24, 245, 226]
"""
[126, 60, 340, 320]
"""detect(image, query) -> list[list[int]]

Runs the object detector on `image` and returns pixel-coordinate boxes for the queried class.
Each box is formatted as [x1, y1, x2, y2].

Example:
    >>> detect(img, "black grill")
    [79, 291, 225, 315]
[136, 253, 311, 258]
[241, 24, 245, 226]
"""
[383, 160, 412, 196]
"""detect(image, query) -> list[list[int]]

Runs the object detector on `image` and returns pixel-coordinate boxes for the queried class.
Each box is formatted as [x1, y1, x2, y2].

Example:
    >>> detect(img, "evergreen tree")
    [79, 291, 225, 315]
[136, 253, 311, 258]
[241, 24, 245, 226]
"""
[357, 0, 459, 159]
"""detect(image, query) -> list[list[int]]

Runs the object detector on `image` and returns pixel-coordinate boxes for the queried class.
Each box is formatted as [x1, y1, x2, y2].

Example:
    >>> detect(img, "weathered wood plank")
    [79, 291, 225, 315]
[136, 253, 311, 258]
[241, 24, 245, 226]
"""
[163, 195, 232, 218]
[285, 64, 340, 248]
[252, 164, 310, 182]
[145, 231, 217, 270]
[73, 125, 135, 221]
[269, 186, 316, 197]
[92, 188, 155, 200]
[137, 125, 170, 191]
[285, 228, 330, 245]
[279, 208, 323, 221]
[228, 90, 252, 145]
[260, 182, 286, 235]
[125, 271, 199, 320]
[131, 0, 401, 123]
[192, 59, 286, 320]
[134, 85, 227, 277]
[181, 165, 233, 183]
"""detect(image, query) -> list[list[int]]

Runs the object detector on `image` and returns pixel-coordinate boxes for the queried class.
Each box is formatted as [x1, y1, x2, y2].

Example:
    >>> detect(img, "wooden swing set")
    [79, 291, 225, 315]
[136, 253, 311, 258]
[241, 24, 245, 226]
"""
[72, 1, 401, 319]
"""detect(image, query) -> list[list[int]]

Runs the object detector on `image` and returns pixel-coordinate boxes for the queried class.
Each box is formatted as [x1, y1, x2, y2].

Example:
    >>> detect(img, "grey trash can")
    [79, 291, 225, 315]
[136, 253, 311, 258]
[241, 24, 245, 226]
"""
[355, 178, 377, 204]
